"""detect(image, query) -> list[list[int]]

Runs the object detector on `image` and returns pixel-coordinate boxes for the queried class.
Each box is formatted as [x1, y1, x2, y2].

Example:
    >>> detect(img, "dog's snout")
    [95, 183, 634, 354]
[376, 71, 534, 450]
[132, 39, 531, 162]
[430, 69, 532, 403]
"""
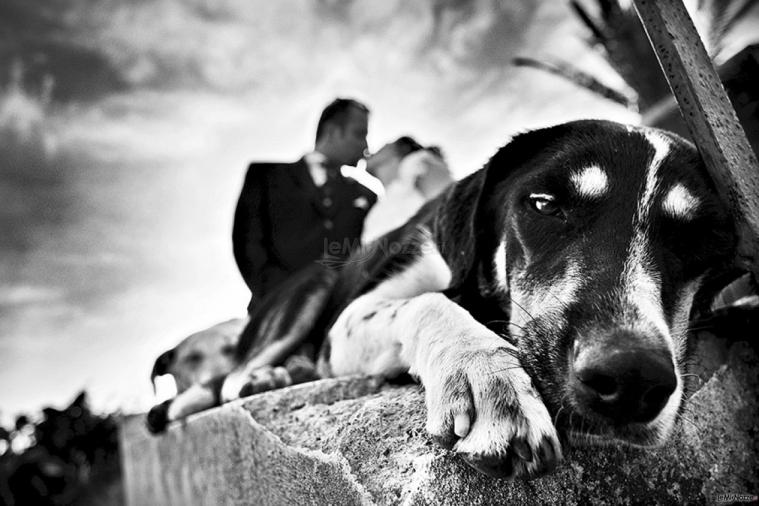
[572, 345, 676, 424]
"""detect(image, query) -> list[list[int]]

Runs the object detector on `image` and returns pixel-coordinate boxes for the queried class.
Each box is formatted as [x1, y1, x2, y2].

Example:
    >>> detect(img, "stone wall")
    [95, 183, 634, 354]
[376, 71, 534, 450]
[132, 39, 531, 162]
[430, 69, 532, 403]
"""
[120, 335, 758, 505]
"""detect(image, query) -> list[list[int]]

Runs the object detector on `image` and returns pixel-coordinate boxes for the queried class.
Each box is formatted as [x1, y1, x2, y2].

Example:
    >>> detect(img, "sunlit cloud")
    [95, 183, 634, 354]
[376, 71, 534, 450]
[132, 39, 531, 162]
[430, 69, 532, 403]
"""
[0, 285, 64, 306]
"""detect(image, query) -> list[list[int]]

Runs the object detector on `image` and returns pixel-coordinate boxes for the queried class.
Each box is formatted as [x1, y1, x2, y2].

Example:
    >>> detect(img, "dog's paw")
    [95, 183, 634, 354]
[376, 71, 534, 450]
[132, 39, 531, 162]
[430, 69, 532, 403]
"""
[236, 364, 296, 397]
[238, 358, 320, 398]
[146, 399, 172, 434]
[283, 355, 319, 384]
[423, 347, 561, 479]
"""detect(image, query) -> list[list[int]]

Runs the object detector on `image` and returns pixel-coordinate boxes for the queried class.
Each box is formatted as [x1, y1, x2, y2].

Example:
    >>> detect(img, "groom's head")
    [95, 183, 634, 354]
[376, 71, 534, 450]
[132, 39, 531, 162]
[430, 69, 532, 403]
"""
[315, 98, 369, 168]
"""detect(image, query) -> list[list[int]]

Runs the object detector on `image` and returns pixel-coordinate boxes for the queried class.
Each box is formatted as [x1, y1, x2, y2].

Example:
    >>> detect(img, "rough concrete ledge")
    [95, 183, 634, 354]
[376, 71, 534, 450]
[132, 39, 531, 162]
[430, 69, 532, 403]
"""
[121, 339, 758, 505]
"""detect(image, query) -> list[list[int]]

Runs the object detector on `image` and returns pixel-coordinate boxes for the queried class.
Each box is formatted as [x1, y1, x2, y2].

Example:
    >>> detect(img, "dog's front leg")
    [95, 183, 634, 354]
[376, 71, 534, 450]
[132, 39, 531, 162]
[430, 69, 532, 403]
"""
[328, 292, 561, 479]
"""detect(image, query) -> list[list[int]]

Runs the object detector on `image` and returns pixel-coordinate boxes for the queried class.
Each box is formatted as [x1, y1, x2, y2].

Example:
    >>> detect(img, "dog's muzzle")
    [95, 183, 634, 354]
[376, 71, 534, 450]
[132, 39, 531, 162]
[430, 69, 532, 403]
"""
[570, 332, 677, 424]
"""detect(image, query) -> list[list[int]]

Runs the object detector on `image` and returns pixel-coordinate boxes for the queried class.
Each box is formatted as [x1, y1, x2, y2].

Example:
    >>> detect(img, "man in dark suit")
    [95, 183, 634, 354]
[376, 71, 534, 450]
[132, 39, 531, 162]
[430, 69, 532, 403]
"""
[233, 98, 377, 311]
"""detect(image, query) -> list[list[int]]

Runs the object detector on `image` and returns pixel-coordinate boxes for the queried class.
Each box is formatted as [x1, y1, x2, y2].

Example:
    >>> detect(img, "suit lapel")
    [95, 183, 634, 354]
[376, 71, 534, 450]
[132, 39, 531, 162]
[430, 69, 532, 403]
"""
[286, 157, 331, 214]
[286, 157, 356, 218]
[285, 157, 312, 190]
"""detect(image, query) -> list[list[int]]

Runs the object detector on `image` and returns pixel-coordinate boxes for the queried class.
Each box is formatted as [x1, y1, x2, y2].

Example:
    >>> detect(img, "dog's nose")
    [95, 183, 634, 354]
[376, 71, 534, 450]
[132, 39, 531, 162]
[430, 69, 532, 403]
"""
[572, 346, 677, 424]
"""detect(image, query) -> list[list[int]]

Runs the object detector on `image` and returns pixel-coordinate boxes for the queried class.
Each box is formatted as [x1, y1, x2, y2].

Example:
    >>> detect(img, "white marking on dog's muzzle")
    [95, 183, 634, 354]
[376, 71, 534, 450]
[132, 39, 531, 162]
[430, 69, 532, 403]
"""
[509, 258, 582, 329]
[622, 131, 672, 345]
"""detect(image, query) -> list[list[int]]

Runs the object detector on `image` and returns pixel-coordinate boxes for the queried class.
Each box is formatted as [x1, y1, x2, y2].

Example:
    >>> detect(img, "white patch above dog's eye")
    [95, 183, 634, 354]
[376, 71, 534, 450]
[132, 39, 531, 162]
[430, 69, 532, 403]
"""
[571, 165, 608, 198]
[662, 183, 699, 219]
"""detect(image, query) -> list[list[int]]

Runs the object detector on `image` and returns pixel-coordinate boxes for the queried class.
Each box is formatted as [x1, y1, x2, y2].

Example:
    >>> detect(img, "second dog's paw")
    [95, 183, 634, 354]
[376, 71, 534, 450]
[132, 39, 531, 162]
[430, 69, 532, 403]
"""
[146, 399, 172, 434]
[238, 365, 292, 398]
[237, 358, 320, 398]
[284, 355, 319, 384]
[424, 347, 561, 479]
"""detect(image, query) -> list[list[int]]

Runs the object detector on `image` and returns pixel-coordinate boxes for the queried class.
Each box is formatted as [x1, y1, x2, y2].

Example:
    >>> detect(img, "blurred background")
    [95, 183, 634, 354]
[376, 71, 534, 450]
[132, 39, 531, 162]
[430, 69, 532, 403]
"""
[1, 0, 756, 503]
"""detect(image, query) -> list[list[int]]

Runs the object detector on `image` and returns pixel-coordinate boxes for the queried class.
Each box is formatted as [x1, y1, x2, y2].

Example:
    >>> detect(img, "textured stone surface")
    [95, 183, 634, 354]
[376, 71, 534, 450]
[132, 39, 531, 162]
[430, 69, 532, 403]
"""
[121, 338, 758, 505]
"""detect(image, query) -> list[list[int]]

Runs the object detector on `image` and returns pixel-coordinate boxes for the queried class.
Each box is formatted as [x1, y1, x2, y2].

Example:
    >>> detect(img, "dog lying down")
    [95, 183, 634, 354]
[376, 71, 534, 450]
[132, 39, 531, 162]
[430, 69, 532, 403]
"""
[150, 318, 247, 396]
[147, 120, 737, 480]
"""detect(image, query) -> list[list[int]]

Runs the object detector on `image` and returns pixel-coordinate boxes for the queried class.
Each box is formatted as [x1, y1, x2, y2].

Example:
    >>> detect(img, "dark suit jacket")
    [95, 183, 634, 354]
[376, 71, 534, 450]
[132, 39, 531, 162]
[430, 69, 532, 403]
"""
[232, 157, 377, 309]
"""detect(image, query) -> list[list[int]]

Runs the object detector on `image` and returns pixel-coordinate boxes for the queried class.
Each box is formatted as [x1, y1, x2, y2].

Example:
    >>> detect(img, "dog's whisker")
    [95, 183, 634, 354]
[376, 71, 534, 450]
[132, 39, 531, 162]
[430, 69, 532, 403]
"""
[488, 366, 525, 374]
[678, 414, 701, 431]
[486, 321, 524, 342]
[486, 319, 526, 330]
[488, 320, 525, 330]
[547, 291, 571, 311]
[685, 324, 714, 333]
[678, 405, 704, 431]
[553, 407, 565, 429]
[510, 298, 535, 321]
[553, 393, 570, 428]
[485, 319, 527, 335]
[577, 417, 587, 442]
[568, 407, 576, 433]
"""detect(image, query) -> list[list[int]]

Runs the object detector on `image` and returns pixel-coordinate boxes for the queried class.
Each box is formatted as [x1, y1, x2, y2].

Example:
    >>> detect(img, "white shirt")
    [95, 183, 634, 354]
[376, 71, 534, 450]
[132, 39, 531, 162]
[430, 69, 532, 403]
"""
[361, 150, 453, 243]
[304, 151, 329, 187]
[362, 182, 426, 243]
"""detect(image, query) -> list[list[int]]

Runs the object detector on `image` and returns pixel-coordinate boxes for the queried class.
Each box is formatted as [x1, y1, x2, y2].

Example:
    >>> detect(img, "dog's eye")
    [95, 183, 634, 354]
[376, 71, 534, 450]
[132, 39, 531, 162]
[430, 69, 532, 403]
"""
[184, 352, 203, 366]
[221, 344, 235, 356]
[528, 193, 562, 217]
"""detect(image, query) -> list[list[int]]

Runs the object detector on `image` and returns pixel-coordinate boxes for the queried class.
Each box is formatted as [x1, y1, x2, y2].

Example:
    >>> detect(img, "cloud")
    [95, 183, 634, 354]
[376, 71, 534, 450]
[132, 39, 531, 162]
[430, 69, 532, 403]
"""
[0, 285, 64, 306]
[3, 0, 544, 96]
[0, 0, 127, 104]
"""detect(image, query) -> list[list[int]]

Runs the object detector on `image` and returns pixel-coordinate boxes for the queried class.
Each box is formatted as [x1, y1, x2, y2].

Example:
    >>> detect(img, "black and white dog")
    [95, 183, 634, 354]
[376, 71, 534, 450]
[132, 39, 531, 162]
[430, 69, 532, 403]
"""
[148, 120, 736, 480]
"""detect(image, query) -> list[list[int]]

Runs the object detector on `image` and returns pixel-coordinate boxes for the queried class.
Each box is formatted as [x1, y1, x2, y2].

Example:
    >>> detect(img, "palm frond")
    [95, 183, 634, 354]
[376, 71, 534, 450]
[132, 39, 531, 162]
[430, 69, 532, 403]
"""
[513, 56, 636, 108]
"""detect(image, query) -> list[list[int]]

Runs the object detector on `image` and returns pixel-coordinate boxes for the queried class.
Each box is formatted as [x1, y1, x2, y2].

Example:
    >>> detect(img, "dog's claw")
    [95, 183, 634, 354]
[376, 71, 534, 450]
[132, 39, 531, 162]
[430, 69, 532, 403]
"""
[453, 413, 471, 438]
[512, 437, 533, 462]
[461, 453, 515, 479]
[535, 436, 559, 475]
[431, 432, 457, 450]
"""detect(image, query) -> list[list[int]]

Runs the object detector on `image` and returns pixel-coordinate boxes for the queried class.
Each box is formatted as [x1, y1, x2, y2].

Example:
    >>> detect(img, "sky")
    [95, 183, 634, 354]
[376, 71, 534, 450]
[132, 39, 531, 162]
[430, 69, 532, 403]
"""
[0, 0, 755, 423]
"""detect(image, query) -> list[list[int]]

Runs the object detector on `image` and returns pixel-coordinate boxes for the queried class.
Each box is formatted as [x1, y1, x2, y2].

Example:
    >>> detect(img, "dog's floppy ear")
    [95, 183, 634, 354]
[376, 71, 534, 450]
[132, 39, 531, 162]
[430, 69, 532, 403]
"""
[432, 169, 489, 289]
[150, 349, 175, 392]
[434, 123, 575, 291]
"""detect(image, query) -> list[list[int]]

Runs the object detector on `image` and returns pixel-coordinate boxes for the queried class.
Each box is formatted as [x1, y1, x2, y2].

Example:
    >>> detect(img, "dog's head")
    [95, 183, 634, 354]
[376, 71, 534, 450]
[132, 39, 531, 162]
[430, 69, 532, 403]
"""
[452, 120, 737, 447]
[151, 318, 245, 394]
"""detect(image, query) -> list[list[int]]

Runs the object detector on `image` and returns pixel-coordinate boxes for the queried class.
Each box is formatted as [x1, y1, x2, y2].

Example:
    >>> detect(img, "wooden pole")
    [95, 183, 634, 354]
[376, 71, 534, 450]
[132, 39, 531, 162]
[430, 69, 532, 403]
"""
[632, 0, 759, 278]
